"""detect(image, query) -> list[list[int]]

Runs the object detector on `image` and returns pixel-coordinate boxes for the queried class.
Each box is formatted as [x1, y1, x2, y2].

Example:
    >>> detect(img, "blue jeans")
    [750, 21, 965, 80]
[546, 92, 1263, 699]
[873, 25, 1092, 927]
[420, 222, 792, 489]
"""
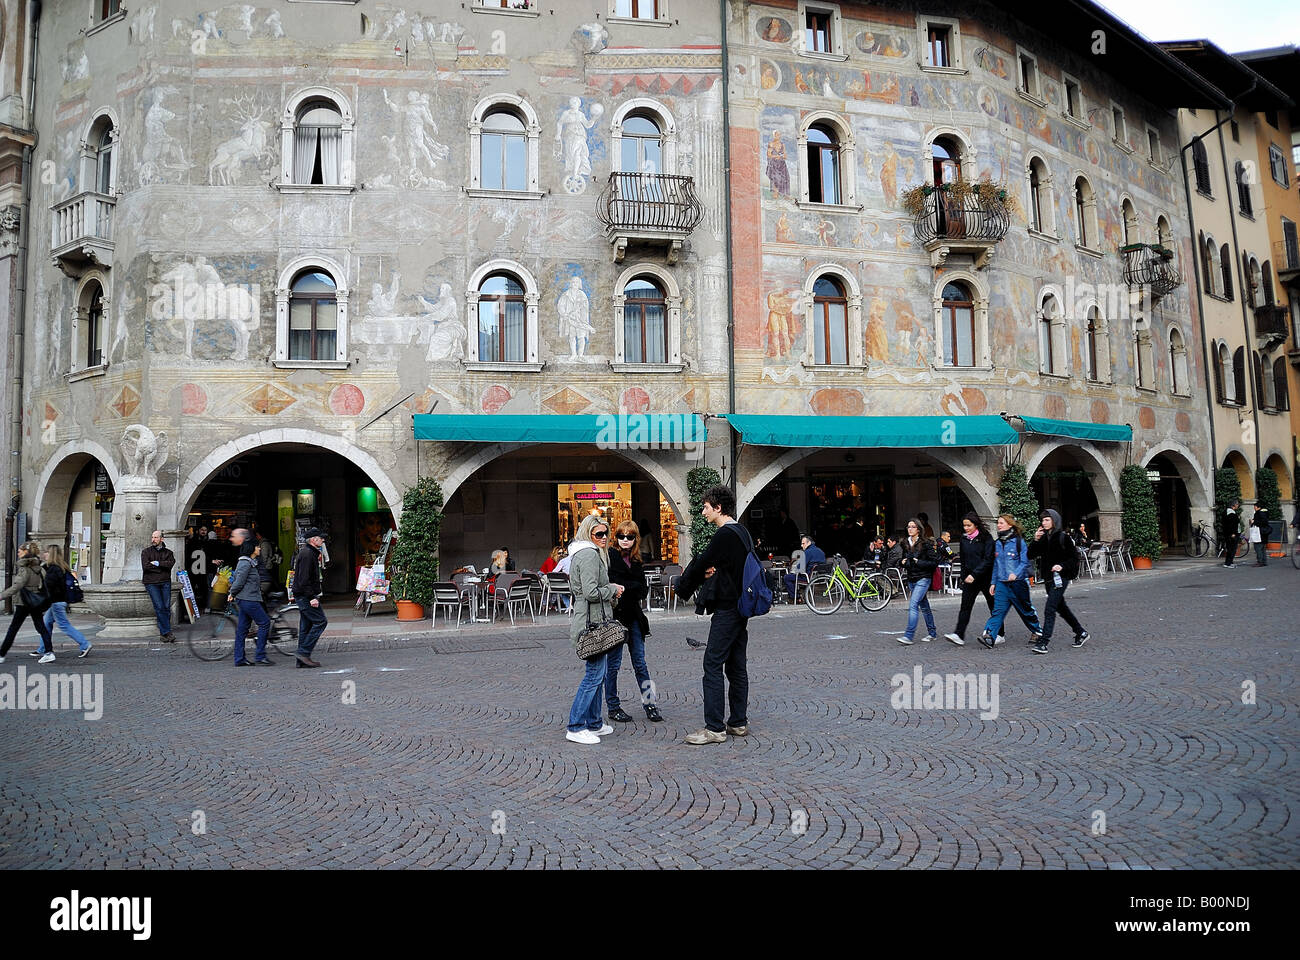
[42, 602, 89, 653]
[567, 653, 607, 732]
[145, 582, 172, 636]
[296, 598, 328, 657]
[234, 599, 270, 663]
[606, 621, 654, 711]
[983, 580, 1042, 638]
[903, 579, 936, 640]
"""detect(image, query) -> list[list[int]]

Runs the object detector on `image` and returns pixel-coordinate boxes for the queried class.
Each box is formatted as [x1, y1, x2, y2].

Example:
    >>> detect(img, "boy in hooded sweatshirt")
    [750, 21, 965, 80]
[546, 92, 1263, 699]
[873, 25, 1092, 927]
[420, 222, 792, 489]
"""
[1027, 508, 1089, 654]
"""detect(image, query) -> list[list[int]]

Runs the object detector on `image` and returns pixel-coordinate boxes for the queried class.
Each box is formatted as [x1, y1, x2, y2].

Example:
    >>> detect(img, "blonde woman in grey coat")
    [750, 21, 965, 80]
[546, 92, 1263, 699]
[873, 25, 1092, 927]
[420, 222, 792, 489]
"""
[565, 514, 625, 744]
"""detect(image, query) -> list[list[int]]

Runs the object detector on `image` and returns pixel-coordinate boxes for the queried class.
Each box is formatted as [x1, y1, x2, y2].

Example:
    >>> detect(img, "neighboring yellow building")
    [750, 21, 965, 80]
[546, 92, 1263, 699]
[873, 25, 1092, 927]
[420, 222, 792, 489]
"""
[1164, 42, 1295, 530]
[1238, 46, 1300, 538]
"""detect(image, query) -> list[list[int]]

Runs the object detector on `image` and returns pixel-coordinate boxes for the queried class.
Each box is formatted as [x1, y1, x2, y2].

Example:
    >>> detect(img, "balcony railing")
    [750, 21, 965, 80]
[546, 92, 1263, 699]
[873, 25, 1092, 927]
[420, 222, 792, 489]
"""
[1275, 236, 1300, 284]
[1254, 303, 1289, 346]
[912, 192, 1010, 269]
[1121, 243, 1183, 298]
[596, 172, 703, 263]
[51, 190, 116, 271]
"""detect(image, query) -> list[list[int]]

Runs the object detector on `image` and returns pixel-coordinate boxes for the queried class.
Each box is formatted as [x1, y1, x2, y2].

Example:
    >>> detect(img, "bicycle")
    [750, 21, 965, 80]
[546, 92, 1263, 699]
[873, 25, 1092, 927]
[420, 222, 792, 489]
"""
[1184, 519, 1249, 561]
[804, 562, 891, 615]
[185, 591, 300, 661]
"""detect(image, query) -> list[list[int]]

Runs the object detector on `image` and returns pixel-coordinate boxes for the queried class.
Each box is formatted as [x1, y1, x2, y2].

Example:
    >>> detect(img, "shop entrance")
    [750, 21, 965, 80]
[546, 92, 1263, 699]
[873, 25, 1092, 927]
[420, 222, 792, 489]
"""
[185, 445, 394, 598]
[1031, 448, 1104, 541]
[63, 459, 115, 585]
[556, 482, 679, 562]
[1147, 454, 1191, 550]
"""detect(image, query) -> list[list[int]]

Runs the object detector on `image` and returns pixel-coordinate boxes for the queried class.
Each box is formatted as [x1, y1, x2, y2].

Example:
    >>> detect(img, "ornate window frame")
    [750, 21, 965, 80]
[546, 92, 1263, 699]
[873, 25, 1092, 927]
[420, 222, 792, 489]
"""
[796, 111, 859, 211]
[1072, 173, 1101, 256]
[923, 126, 976, 186]
[465, 259, 542, 371]
[610, 98, 678, 175]
[931, 269, 991, 369]
[797, 1, 847, 61]
[80, 107, 121, 197]
[915, 14, 966, 74]
[1025, 152, 1057, 240]
[1082, 302, 1112, 384]
[612, 263, 683, 371]
[801, 264, 863, 368]
[1038, 289, 1067, 377]
[277, 86, 356, 193]
[274, 255, 350, 368]
[68, 270, 110, 380]
[1169, 326, 1190, 397]
[468, 95, 543, 199]
[1133, 315, 1155, 392]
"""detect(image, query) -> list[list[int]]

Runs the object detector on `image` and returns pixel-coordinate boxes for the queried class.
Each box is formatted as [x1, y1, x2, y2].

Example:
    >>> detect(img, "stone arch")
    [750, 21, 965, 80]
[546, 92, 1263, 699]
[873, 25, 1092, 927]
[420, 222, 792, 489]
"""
[923, 125, 977, 182]
[31, 442, 122, 534]
[1263, 450, 1293, 500]
[1141, 440, 1212, 508]
[1221, 449, 1254, 498]
[1024, 440, 1121, 512]
[169, 429, 403, 529]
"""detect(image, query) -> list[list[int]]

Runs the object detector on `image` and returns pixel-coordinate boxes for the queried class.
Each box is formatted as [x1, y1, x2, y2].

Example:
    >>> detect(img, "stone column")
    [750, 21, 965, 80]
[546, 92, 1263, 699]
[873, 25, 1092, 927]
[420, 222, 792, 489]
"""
[1096, 509, 1123, 542]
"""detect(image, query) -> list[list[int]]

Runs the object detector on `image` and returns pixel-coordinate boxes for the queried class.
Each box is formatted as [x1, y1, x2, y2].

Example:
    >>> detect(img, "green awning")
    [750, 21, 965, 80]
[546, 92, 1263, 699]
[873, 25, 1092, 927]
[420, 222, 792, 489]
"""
[412, 413, 706, 445]
[724, 415, 1019, 448]
[1019, 416, 1132, 443]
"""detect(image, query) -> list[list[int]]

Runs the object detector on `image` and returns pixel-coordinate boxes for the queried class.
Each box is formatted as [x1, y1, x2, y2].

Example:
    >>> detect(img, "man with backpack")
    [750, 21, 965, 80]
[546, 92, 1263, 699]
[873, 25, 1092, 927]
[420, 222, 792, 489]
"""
[1027, 508, 1089, 654]
[675, 484, 769, 745]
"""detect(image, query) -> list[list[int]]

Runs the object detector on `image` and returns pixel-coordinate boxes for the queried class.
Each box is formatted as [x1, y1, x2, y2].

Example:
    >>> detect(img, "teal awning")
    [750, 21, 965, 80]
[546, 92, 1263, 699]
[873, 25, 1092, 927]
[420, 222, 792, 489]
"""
[724, 415, 1019, 448]
[1019, 416, 1132, 443]
[412, 413, 706, 445]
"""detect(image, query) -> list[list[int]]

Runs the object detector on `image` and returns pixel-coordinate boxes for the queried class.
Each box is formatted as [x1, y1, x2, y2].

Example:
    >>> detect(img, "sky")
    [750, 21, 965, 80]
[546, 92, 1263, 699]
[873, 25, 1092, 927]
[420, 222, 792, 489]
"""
[1094, 0, 1300, 53]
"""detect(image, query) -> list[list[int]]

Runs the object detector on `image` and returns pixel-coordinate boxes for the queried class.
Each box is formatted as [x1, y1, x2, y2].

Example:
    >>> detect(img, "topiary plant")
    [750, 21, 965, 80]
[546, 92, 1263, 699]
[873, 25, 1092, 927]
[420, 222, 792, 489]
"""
[389, 477, 443, 608]
[996, 463, 1040, 537]
[1120, 464, 1162, 560]
[1213, 467, 1242, 537]
[1254, 467, 1281, 539]
[687, 466, 722, 562]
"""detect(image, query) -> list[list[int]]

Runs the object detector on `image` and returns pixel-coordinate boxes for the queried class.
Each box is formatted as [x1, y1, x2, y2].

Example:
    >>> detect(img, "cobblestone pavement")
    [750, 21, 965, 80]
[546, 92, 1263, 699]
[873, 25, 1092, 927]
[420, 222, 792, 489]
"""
[1, 560, 1295, 869]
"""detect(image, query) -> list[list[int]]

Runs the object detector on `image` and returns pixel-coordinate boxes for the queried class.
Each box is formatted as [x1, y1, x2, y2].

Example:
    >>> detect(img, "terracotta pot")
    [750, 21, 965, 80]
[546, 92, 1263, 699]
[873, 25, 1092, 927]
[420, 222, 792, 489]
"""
[395, 600, 425, 621]
[1132, 556, 1153, 570]
[1267, 542, 1284, 558]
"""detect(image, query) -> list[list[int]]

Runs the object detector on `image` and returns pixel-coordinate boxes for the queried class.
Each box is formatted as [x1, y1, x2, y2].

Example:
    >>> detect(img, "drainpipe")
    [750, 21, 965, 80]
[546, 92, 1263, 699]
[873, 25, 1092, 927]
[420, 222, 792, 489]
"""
[719, 0, 738, 492]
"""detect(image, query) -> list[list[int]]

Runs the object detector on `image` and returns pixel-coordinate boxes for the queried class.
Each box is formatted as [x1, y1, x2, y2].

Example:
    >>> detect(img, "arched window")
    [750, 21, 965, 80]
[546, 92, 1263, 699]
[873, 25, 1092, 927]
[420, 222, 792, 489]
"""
[1121, 198, 1138, 245]
[1027, 156, 1052, 235]
[1074, 176, 1098, 249]
[1206, 237, 1221, 296]
[941, 281, 975, 366]
[1039, 294, 1059, 374]
[1192, 138, 1211, 194]
[1157, 216, 1173, 250]
[80, 112, 119, 197]
[1220, 242, 1233, 300]
[1169, 327, 1188, 395]
[811, 275, 849, 364]
[95, 123, 114, 195]
[932, 136, 962, 183]
[1245, 257, 1262, 308]
[70, 274, 110, 375]
[1215, 341, 1233, 403]
[807, 124, 841, 204]
[292, 100, 343, 185]
[1256, 351, 1275, 408]
[476, 273, 527, 363]
[469, 96, 541, 196]
[86, 283, 105, 368]
[288, 271, 338, 361]
[622, 277, 668, 364]
[620, 115, 663, 175]
[1235, 161, 1253, 216]
[1231, 345, 1246, 404]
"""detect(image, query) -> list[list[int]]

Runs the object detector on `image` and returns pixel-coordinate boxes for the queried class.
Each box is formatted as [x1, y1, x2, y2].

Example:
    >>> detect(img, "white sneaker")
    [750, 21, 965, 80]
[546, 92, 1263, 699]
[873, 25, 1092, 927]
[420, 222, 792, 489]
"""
[993, 635, 1006, 645]
[38, 653, 55, 664]
[896, 636, 914, 645]
[0, 656, 5, 663]
[921, 635, 936, 642]
[566, 730, 601, 744]
[944, 633, 965, 645]
[594, 724, 614, 736]
[78, 644, 93, 658]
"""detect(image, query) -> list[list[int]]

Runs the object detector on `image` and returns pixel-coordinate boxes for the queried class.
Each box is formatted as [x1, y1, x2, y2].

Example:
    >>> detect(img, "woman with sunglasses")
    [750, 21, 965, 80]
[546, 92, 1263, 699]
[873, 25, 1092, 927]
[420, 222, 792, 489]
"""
[565, 515, 625, 744]
[606, 521, 665, 724]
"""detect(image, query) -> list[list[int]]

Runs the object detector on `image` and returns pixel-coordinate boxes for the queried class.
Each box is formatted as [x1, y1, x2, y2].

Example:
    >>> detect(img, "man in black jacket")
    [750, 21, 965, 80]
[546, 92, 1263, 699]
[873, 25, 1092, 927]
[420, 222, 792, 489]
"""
[675, 485, 756, 745]
[141, 530, 177, 642]
[292, 528, 328, 667]
[1027, 508, 1088, 654]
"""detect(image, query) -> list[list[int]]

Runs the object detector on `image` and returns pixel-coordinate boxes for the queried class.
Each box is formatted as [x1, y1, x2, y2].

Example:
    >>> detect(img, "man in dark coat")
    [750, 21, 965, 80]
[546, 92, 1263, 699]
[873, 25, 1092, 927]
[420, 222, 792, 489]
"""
[141, 530, 177, 642]
[292, 529, 328, 667]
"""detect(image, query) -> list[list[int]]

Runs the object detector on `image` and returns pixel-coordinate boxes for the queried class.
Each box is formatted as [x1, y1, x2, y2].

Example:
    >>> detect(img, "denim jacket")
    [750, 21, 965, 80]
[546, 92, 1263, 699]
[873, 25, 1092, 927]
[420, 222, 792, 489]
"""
[992, 533, 1031, 583]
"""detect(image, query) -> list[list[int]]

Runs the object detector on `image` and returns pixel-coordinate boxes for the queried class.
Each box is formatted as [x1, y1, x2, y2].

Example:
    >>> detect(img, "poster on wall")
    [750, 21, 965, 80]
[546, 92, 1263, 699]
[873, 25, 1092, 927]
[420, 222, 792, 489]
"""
[177, 571, 199, 622]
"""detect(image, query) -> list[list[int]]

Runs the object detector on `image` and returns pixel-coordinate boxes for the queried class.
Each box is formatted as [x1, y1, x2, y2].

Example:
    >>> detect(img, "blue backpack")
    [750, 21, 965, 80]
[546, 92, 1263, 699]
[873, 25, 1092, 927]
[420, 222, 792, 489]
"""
[65, 570, 84, 604]
[731, 525, 773, 618]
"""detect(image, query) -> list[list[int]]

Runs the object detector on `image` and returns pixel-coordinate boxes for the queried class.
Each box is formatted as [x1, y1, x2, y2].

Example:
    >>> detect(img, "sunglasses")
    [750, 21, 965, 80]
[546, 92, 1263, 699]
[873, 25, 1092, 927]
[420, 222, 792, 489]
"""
[616, 534, 635, 541]
[592, 529, 609, 538]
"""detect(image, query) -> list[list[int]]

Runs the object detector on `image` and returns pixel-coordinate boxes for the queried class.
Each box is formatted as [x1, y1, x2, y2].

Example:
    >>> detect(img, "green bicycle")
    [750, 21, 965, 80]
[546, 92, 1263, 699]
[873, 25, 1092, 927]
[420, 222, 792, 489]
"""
[804, 563, 891, 615]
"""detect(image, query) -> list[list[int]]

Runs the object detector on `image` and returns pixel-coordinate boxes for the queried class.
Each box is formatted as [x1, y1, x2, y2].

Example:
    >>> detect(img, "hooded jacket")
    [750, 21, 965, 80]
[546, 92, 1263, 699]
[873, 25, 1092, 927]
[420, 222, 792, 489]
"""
[567, 540, 617, 649]
[1027, 509, 1080, 582]
[0, 556, 45, 605]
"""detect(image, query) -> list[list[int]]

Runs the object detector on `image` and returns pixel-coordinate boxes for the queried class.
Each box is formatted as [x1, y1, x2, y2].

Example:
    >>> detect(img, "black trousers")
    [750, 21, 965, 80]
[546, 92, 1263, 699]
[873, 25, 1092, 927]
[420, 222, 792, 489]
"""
[702, 605, 749, 733]
[1041, 582, 1084, 641]
[953, 579, 1000, 639]
[1223, 533, 1239, 565]
[1, 605, 52, 657]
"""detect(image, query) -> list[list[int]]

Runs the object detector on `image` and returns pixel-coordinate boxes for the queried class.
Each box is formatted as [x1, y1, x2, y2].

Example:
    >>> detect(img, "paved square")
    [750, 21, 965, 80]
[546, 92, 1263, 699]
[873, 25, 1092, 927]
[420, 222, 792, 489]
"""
[1, 561, 1296, 868]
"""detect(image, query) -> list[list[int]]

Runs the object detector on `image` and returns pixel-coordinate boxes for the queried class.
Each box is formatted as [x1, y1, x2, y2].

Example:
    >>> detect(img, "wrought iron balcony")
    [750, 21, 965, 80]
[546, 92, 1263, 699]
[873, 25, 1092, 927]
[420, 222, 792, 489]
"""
[912, 192, 1011, 269]
[596, 172, 703, 264]
[1275, 236, 1300, 285]
[1121, 243, 1183, 298]
[51, 190, 115, 273]
[1253, 303, 1289, 346]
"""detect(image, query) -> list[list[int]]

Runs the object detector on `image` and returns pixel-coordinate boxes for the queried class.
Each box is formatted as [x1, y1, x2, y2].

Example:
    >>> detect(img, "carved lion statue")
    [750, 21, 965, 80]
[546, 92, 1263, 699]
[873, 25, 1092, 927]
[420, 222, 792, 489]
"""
[120, 424, 168, 481]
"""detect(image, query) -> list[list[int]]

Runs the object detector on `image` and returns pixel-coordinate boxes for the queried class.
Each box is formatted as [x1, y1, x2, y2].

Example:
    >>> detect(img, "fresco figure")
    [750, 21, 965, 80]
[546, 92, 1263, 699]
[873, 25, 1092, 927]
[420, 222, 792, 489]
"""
[558, 277, 593, 358]
[556, 98, 603, 194]
[766, 132, 789, 194]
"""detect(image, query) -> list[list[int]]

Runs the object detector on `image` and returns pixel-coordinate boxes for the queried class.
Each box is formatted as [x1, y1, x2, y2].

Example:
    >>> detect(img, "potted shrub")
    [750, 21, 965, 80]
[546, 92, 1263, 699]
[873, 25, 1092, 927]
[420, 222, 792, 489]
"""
[686, 466, 722, 561]
[1254, 467, 1283, 556]
[389, 477, 443, 620]
[1120, 464, 1162, 568]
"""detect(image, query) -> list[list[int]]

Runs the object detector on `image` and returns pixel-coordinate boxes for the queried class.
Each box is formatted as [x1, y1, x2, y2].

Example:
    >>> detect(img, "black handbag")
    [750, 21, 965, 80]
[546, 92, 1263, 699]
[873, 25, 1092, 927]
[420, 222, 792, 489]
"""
[20, 585, 49, 610]
[575, 601, 627, 661]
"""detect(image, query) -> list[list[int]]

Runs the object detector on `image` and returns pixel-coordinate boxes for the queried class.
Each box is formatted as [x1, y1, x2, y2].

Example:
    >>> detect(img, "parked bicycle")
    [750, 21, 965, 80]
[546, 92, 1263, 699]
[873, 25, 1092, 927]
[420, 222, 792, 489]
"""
[1184, 519, 1249, 560]
[805, 560, 891, 615]
[185, 591, 299, 661]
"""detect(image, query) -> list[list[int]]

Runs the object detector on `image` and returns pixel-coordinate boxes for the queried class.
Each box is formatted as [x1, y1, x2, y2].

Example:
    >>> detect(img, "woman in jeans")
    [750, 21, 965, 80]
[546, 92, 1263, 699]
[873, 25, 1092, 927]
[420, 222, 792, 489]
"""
[606, 521, 665, 724]
[565, 514, 624, 744]
[229, 538, 273, 666]
[978, 515, 1043, 648]
[40, 544, 91, 661]
[0, 541, 53, 663]
[896, 518, 939, 645]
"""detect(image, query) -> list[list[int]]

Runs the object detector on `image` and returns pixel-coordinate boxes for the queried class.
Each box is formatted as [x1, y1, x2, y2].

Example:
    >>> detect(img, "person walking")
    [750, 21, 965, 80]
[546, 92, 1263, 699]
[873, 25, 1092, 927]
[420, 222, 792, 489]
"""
[39, 545, 91, 661]
[1222, 498, 1244, 568]
[229, 538, 273, 667]
[784, 534, 825, 602]
[675, 485, 757, 745]
[606, 521, 665, 724]
[293, 528, 328, 668]
[944, 512, 1002, 646]
[1250, 506, 1271, 567]
[0, 542, 53, 663]
[896, 518, 939, 645]
[141, 530, 177, 642]
[566, 514, 623, 744]
[978, 515, 1043, 648]
[1027, 509, 1088, 654]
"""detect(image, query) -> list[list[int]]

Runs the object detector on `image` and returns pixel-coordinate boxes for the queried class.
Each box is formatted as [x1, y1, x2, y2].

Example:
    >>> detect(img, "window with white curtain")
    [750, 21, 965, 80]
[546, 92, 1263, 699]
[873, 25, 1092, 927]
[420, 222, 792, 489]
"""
[477, 273, 527, 363]
[293, 101, 343, 186]
[622, 278, 668, 363]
